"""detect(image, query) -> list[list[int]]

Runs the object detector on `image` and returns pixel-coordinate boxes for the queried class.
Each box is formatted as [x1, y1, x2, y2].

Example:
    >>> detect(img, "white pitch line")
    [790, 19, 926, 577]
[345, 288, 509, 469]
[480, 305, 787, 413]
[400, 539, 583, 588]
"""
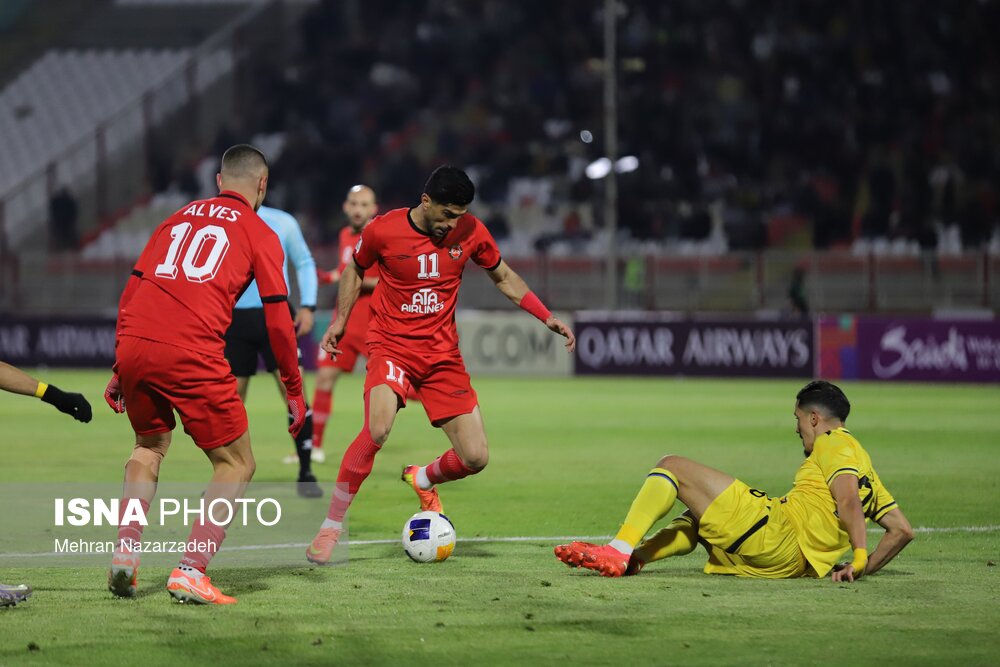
[1, 526, 997, 559]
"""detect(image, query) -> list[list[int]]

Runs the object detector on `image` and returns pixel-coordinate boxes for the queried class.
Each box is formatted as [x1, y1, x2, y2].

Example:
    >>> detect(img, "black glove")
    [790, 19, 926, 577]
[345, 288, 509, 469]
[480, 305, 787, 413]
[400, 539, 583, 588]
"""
[40, 384, 93, 423]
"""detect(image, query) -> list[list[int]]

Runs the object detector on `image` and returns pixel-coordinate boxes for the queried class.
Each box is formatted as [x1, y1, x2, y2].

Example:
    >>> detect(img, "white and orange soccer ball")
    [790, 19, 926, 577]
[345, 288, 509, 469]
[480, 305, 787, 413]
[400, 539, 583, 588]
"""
[402, 511, 456, 563]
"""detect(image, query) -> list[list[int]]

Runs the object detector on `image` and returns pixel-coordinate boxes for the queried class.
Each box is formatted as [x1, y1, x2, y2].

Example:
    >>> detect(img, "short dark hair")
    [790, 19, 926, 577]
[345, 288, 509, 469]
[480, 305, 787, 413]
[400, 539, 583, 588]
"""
[424, 165, 475, 207]
[796, 380, 851, 422]
[221, 144, 268, 179]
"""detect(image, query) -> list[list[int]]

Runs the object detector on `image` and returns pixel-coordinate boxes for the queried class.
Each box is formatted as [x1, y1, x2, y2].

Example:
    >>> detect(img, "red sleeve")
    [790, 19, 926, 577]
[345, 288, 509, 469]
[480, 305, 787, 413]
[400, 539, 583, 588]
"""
[252, 223, 302, 395]
[263, 301, 302, 396]
[353, 223, 380, 270]
[336, 228, 352, 273]
[471, 218, 502, 270]
[114, 223, 169, 368]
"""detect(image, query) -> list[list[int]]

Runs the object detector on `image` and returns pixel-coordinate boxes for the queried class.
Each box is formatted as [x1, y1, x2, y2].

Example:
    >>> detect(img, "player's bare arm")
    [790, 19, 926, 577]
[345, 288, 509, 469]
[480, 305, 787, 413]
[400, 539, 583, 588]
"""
[321, 258, 364, 358]
[294, 308, 314, 336]
[0, 361, 46, 395]
[317, 271, 377, 293]
[863, 508, 915, 576]
[829, 473, 869, 583]
[0, 361, 92, 422]
[486, 260, 576, 352]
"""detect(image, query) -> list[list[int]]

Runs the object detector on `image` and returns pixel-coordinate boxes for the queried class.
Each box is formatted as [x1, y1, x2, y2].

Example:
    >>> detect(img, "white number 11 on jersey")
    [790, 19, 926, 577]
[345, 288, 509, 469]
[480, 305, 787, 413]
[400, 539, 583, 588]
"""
[417, 253, 440, 279]
[385, 360, 406, 386]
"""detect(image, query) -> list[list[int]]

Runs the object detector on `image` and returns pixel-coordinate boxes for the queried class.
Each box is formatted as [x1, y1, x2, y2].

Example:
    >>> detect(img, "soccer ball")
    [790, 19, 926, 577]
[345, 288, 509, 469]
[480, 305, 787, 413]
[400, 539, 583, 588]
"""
[401, 511, 456, 563]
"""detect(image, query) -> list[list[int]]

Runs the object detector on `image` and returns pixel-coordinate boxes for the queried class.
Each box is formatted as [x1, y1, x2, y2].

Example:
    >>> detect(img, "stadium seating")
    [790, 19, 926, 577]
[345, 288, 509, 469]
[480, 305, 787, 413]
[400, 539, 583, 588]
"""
[0, 50, 189, 196]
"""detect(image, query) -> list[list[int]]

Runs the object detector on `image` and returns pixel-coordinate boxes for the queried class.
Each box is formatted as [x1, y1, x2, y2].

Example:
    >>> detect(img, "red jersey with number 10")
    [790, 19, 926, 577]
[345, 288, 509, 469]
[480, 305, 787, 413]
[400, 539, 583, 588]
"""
[119, 191, 289, 358]
[353, 207, 501, 353]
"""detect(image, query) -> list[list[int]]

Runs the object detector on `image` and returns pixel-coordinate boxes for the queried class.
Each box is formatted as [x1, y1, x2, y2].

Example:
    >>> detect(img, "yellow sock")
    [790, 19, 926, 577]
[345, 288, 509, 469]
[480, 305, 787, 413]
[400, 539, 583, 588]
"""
[634, 514, 699, 563]
[612, 468, 679, 550]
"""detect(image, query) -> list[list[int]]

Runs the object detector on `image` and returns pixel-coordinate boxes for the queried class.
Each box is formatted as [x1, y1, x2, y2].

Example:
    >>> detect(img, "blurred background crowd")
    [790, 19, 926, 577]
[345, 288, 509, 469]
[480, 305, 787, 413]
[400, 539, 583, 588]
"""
[173, 0, 1000, 257]
[2, 0, 999, 316]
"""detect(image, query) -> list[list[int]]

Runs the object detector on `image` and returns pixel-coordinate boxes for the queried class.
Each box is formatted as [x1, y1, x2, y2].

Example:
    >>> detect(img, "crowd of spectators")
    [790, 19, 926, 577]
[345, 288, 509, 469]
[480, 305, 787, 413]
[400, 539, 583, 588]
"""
[194, 0, 1000, 257]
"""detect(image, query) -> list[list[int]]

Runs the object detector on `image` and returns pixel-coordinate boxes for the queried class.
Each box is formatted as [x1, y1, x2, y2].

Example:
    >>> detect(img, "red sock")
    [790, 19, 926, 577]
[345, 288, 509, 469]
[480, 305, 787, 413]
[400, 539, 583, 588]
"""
[180, 521, 226, 573]
[426, 448, 479, 485]
[327, 393, 381, 522]
[116, 498, 151, 553]
[312, 388, 333, 449]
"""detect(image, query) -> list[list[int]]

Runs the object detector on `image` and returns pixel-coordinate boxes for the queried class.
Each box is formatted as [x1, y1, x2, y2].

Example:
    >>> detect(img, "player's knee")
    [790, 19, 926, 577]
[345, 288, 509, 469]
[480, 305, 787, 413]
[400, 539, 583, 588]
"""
[656, 454, 685, 472]
[317, 371, 336, 392]
[127, 445, 164, 479]
[459, 445, 488, 471]
[368, 422, 392, 446]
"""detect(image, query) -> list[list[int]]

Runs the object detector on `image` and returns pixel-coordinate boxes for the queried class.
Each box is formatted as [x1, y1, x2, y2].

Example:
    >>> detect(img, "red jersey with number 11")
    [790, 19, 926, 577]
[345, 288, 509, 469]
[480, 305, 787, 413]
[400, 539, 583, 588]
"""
[353, 207, 501, 353]
[119, 191, 289, 358]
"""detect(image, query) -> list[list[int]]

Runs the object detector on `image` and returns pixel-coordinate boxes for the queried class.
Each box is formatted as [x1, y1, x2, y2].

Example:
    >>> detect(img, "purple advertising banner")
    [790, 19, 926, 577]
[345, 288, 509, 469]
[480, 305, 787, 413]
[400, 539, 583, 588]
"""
[574, 315, 813, 377]
[856, 318, 1000, 383]
[0, 317, 319, 370]
[0, 318, 116, 367]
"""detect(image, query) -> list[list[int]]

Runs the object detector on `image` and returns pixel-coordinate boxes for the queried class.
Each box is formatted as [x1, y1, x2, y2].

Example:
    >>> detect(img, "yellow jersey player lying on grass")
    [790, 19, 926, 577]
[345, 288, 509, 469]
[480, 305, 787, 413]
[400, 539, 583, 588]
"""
[555, 380, 914, 581]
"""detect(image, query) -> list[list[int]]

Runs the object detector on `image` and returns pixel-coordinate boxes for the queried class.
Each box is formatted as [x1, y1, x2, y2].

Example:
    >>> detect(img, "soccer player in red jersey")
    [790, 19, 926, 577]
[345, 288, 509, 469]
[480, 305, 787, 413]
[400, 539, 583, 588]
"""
[309, 185, 380, 461]
[104, 145, 306, 604]
[306, 166, 575, 563]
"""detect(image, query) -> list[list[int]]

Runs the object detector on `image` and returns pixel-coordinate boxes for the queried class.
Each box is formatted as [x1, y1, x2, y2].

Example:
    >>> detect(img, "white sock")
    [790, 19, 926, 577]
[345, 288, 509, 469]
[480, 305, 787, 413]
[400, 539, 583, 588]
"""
[416, 466, 432, 491]
[608, 539, 634, 556]
[178, 564, 204, 578]
[321, 518, 343, 530]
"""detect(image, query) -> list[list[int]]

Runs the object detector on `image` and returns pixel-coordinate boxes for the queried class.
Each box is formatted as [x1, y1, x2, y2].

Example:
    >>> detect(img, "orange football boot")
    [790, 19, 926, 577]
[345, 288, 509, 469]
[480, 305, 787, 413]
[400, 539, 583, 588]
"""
[553, 542, 629, 577]
[401, 465, 443, 513]
[166, 568, 236, 604]
[305, 527, 342, 565]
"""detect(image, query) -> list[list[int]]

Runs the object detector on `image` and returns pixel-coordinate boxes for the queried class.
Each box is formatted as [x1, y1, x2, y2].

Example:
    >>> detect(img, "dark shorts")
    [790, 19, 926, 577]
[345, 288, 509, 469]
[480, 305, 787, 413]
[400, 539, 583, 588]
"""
[224, 306, 302, 377]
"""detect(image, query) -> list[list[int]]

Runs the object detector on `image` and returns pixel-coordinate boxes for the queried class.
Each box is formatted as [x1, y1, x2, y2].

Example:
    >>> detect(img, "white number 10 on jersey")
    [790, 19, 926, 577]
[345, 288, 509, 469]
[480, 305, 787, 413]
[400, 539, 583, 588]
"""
[155, 222, 230, 283]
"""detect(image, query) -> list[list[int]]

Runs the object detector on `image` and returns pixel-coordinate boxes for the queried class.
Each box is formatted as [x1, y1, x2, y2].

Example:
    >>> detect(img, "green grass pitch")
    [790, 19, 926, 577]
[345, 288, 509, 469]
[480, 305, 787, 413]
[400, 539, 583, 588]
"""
[1, 371, 999, 665]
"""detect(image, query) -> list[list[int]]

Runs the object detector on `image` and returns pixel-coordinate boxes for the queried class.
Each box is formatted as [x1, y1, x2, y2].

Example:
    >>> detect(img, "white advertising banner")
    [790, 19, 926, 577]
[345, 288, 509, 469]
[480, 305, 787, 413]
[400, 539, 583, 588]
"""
[457, 310, 573, 376]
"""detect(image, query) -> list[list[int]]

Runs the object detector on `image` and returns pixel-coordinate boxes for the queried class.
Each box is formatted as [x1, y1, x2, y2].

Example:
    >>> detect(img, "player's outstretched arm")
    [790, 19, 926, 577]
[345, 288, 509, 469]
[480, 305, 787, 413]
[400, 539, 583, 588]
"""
[321, 259, 364, 358]
[829, 474, 869, 583]
[0, 361, 43, 396]
[0, 361, 93, 423]
[864, 508, 914, 576]
[487, 260, 576, 352]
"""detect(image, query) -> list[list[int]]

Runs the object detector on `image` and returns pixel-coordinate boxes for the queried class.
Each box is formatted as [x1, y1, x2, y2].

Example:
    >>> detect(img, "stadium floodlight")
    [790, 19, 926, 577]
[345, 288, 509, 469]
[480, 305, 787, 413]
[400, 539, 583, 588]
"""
[585, 155, 639, 179]
[585, 157, 613, 180]
[615, 155, 639, 173]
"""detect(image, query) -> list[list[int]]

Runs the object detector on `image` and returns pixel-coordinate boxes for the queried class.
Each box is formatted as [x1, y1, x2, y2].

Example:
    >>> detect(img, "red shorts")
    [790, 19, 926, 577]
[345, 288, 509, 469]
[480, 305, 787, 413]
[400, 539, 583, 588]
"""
[364, 344, 477, 425]
[117, 336, 248, 449]
[317, 329, 366, 372]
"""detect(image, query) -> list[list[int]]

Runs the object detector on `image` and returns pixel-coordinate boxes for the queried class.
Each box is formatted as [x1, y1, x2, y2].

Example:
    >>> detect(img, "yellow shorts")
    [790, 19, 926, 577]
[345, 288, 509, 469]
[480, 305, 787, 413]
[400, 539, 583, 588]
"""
[698, 480, 811, 579]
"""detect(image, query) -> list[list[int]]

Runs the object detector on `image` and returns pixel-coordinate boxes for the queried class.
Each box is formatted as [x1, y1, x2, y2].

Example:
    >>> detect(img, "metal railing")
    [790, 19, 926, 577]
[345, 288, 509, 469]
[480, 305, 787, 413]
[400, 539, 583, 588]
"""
[4, 247, 996, 316]
[455, 250, 999, 315]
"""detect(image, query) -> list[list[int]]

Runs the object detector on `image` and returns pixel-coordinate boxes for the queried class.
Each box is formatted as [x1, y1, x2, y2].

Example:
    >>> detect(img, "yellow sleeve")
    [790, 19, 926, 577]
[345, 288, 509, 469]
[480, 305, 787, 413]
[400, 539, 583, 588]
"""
[867, 469, 898, 521]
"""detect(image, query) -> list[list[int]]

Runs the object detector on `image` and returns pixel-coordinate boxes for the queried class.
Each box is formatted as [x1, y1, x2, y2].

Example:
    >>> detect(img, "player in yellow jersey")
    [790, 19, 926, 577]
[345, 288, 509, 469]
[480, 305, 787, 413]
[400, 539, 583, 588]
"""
[554, 380, 914, 581]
